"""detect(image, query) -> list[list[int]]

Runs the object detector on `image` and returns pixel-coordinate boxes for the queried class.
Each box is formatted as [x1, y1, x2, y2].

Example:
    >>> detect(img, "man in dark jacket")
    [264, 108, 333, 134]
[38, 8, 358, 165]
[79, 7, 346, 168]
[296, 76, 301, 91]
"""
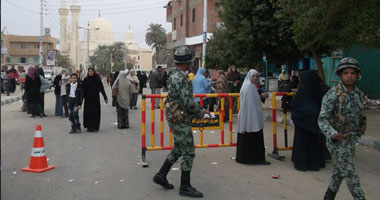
[150, 66, 163, 109]
[66, 73, 84, 134]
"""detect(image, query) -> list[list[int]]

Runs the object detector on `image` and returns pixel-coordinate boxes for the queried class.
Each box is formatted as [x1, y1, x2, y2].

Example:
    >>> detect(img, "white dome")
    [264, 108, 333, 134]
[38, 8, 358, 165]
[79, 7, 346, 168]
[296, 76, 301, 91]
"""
[125, 29, 139, 50]
[89, 17, 114, 44]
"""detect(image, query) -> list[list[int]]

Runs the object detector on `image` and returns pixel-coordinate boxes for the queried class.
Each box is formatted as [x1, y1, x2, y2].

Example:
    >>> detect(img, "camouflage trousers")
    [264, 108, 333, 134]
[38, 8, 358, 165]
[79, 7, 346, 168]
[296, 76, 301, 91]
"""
[326, 138, 365, 200]
[166, 122, 195, 172]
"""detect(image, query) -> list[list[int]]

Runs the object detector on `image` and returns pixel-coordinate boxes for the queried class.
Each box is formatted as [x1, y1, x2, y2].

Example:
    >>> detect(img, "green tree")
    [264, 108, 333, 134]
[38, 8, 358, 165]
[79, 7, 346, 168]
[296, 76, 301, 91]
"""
[145, 23, 167, 65]
[154, 46, 173, 68]
[277, 0, 380, 81]
[206, 0, 302, 70]
[206, 28, 234, 70]
[56, 51, 71, 68]
[91, 42, 127, 74]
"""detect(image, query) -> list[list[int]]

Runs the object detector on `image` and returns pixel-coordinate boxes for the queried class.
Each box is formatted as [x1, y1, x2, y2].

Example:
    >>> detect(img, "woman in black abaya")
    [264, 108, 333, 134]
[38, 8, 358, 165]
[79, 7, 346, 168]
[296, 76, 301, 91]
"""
[290, 70, 325, 171]
[83, 68, 108, 132]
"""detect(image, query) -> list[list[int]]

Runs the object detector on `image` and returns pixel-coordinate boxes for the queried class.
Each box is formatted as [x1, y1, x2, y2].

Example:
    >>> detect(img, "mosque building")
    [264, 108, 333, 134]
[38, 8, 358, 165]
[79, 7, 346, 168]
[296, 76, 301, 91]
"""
[58, 0, 152, 71]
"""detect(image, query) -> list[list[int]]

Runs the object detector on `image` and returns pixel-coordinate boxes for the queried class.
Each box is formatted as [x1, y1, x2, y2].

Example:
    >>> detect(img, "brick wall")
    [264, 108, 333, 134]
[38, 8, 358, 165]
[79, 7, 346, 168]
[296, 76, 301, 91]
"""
[166, 0, 221, 42]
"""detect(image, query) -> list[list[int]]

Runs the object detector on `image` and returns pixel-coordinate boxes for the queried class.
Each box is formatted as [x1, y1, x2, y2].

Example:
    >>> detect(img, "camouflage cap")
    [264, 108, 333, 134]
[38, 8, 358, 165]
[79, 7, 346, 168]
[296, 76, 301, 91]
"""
[173, 46, 194, 64]
[336, 57, 361, 75]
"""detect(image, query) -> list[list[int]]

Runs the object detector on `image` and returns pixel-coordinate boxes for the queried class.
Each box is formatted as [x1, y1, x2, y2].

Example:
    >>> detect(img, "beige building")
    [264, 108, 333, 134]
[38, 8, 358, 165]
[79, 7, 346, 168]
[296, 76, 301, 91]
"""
[1, 34, 57, 66]
[125, 28, 153, 71]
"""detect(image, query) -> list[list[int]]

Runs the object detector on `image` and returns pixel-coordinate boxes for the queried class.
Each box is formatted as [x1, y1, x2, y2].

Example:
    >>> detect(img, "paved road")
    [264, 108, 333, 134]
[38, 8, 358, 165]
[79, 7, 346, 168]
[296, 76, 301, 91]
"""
[1, 87, 380, 200]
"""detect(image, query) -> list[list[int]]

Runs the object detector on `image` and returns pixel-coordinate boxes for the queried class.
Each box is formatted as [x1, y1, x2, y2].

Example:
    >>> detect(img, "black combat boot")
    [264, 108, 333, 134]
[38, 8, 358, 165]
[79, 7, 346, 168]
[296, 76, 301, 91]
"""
[69, 125, 77, 134]
[76, 124, 81, 133]
[179, 171, 203, 198]
[153, 159, 174, 189]
[323, 188, 337, 200]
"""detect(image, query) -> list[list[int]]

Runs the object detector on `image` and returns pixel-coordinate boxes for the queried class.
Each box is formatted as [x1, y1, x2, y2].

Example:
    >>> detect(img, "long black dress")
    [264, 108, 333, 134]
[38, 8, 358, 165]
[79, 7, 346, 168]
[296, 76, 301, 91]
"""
[83, 74, 108, 132]
[236, 130, 266, 164]
[290, 70, 325, 171]
[25, 76, 42, 117]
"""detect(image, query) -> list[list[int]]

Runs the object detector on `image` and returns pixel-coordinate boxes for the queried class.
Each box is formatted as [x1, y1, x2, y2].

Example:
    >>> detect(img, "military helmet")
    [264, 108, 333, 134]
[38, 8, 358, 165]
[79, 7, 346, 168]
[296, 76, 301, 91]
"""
[173, 46, 194, 64]
[336, 57, 361, 75]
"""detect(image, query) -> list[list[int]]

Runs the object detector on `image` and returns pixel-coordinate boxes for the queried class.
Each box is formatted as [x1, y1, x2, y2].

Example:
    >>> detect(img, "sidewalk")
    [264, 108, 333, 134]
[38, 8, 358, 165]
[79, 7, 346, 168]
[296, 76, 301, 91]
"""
[1, 85, 53, 105]
[263, 95, 380, 151]
[1, 86, 23, 105]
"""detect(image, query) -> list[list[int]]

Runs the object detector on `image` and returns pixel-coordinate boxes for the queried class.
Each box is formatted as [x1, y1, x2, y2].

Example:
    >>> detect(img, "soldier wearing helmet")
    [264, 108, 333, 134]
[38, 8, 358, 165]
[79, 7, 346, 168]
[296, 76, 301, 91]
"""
[153, 46, 209, 198]
[318, 57, 366, 200]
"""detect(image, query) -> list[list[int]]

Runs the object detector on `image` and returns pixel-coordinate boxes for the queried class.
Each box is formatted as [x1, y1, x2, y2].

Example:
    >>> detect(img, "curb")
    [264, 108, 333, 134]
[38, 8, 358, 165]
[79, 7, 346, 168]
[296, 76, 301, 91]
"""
[1, 96, 22, 105]
[264, 114, 293, 126]
[1, 89, 53, 105]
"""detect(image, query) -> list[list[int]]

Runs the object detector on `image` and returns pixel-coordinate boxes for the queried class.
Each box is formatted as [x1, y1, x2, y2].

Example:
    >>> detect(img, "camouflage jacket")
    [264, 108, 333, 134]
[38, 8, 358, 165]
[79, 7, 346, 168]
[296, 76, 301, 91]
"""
[318, 82, 366, 139]
[167, 69, 202, 122]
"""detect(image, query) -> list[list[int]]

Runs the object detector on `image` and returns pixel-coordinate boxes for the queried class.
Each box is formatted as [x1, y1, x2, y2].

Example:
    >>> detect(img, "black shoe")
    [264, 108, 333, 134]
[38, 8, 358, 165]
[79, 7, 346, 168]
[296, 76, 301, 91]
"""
[256, 161, 271, 165]
[179, 185, 204, 198]
[43, 114, 48, 117]
[30, 115, 36, 118]
[40, 114, 44, 118]
[153, 159, 174, 189]
[77, 127, 81, 133]
[179, 171, 203, 198]
[323, 188, 336, 200]
[153, 174, 174, 189]
[69, 129, 77, 134]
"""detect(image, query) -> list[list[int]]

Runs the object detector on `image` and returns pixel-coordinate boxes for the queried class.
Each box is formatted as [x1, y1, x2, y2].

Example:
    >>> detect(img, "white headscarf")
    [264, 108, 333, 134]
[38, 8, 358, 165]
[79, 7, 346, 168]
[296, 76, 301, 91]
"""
[113, 70, 133, 109]
[237, 69, 264, 133]
[127, 71, 140, 93]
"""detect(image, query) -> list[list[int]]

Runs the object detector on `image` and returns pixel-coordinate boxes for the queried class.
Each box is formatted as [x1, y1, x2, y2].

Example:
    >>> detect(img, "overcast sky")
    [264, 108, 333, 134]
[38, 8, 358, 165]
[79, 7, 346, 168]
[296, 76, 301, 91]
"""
[1, 0, 171, 49]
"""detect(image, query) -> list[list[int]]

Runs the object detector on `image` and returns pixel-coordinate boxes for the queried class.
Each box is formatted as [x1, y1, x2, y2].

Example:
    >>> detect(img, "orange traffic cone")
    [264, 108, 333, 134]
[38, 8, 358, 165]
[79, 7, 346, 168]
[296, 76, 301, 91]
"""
[22, 124, 55, 173]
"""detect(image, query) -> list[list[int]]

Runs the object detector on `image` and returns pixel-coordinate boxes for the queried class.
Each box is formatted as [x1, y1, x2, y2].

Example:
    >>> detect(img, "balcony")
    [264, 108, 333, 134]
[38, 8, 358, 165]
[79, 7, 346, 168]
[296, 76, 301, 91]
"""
[9, 48, 39, 56]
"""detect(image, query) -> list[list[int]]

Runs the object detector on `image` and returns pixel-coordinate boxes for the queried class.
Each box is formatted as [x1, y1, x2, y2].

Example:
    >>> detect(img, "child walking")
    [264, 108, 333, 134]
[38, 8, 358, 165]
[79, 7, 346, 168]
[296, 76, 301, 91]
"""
[66, 73, 84, 134]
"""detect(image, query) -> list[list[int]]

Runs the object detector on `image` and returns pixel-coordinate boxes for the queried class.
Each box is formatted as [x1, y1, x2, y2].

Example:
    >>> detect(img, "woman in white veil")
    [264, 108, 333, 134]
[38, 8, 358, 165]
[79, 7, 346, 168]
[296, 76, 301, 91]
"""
[236, 69, 270, 165]
[112, 70, 133, 129]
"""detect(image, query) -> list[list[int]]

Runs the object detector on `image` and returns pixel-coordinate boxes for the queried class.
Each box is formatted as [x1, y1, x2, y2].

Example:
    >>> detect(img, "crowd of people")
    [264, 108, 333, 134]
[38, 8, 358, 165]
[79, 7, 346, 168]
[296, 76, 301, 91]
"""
[149, 46, 366, 199]
[1, 65, 27, 96]
[3, 44, 367, 199]
[19, 65, 109, 134]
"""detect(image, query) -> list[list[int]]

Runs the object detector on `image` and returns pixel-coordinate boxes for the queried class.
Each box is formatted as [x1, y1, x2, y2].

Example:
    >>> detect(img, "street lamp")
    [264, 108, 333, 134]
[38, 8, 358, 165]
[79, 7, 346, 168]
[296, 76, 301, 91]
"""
[79, 24, 99, 69]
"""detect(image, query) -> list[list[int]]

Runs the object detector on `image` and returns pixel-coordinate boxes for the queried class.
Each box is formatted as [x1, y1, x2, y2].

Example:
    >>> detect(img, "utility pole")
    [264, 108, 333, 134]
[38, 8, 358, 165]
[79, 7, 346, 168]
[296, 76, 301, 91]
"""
[39, 0, 44, 65]
[110, 51, 113, 73]
[87, 22, 90, 69]
[202, 0, 207, 68]
[79, 25, 99, 70]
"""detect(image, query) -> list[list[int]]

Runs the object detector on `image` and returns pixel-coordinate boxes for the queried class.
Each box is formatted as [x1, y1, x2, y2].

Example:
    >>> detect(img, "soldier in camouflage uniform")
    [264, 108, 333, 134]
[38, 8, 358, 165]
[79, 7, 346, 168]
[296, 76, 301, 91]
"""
[153, 46, 209, 198]
[318, 57, 366, 200]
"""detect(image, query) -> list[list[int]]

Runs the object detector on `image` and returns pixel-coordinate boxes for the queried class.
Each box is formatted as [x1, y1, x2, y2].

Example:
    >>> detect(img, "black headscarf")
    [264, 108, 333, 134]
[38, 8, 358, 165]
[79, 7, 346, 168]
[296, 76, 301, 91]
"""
[36, 68, 45, 78]
[111, 71, 120, 86]
[290, 70, 324, 133]
[137, 71, 143, 79]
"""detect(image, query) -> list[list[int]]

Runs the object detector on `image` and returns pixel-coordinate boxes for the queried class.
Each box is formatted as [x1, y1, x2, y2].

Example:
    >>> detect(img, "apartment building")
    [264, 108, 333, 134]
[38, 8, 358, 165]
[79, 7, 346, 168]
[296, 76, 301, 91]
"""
[165, 0, 222, 69]
[1, 34, 57, 66]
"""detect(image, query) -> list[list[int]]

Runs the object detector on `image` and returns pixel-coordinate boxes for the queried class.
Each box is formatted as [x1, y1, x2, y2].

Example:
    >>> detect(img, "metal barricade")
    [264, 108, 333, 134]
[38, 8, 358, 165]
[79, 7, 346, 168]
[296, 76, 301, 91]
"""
[140, 93, 240, 167]
[268, 92, 294, 161]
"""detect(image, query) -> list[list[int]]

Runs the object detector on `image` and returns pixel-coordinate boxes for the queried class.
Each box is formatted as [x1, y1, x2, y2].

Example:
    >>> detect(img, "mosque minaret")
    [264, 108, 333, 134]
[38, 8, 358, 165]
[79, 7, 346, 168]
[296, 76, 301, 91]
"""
[58, 0, 69, 55]
[59, 0, 152, 71]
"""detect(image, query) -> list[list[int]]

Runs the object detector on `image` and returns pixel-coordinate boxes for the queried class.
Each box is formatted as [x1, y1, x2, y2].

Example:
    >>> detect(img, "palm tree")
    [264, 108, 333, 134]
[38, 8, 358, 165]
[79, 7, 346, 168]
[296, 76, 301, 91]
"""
[145, 23, 167, 65]
[91, 42, 127, 73]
